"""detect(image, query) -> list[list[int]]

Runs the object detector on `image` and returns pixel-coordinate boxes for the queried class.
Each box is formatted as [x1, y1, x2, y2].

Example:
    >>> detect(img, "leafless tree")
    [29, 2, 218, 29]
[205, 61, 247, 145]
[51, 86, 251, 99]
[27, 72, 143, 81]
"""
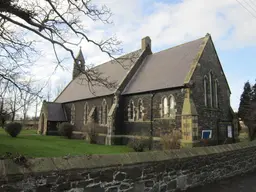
[20, 88, 35, 122]
[0, 0, 124, 95]
[5, 88, 18, 121]
[55, 80, 67, 98]
[46, 80, 52, 102]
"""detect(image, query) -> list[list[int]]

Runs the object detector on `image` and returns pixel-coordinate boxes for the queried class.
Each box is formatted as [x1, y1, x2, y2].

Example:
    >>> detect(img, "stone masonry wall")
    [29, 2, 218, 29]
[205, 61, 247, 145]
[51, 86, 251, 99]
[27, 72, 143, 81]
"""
[122, 88, 185, 138]
[1, 141, 256, 192]
[64, 95, 113, 133]
[190, 37, 234, 143]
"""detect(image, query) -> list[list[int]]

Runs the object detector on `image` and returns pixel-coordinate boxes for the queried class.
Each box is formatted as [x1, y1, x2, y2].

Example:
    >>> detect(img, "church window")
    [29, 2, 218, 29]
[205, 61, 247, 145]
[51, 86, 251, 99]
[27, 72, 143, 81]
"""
[128, 100, 135, 121]
[169, 95, 175, 110]
[71, 104, 75, 125]
[138, 99, 143, 120]
[84, 102, 89, 125]
[209, 71, 213, 107]
[169, 95, 176, 117]
[203, 76, 209, 107]
[214, 79, 219, 108]
[163, 97, 168, 117]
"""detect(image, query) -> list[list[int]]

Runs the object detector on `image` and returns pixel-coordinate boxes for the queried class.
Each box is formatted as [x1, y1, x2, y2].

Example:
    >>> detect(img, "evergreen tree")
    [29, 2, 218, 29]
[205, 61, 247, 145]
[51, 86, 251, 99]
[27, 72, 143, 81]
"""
[238, 81, 252, 121]
[251, 80, 256, 102]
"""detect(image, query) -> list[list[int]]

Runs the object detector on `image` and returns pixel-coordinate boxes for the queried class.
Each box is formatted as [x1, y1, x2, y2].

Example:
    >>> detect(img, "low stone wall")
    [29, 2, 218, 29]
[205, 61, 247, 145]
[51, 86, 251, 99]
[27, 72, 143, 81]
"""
[1, 141, 256, 192]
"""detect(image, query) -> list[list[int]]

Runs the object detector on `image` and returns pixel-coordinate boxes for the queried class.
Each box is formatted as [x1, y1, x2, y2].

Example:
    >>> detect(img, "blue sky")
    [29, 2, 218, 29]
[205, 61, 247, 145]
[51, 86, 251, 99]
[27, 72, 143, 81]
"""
[29, 0, 256, 115]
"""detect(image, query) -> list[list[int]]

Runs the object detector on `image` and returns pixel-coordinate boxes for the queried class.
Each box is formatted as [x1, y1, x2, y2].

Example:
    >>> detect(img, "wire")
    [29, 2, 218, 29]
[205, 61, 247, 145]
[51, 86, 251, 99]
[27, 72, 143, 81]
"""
[236, 0, 256, 19]
[248, 0, 256, 10]
[242, 0, 256, 14]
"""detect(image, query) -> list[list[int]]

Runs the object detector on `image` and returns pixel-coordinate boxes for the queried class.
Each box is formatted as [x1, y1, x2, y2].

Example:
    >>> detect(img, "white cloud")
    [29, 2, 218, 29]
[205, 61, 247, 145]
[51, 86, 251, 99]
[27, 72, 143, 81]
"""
[26, 0, 256, 116]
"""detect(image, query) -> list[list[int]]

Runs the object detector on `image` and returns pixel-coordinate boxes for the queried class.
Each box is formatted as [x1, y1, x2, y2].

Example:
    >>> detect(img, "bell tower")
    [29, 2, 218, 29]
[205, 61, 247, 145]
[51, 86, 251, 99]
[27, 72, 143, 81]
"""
[72, 48, 85, 80]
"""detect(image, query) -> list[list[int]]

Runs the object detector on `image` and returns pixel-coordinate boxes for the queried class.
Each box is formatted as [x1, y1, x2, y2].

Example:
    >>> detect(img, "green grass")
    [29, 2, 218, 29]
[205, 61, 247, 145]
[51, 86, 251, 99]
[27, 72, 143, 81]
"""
[0, 128, 133, 158]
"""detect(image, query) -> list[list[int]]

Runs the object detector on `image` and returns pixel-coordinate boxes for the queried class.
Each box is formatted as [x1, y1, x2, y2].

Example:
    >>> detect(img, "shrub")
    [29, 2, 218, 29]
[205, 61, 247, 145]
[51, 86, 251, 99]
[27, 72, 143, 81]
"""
[160, 129, 182, 150]
[128, 136, 151, 152]
[84, 122, 99, 144]
[87, 122, 98, 144]
[87, 127, 98, 144]
[5, 122, 22, 137]
[58, 122, 73, 139]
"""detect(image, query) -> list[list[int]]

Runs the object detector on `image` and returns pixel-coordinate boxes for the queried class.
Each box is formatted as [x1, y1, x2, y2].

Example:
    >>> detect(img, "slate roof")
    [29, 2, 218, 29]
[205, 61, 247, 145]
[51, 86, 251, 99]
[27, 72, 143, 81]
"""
[55, 49, 143, 103]
[46, 102, 67, 121]
[122, 37, 205, 95]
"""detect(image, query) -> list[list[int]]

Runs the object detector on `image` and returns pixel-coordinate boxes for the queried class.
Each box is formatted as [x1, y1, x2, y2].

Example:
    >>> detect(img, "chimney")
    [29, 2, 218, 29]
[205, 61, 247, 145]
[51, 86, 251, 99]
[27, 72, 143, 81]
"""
[141, 36, 151, 50]
[72, 48, 85, 80]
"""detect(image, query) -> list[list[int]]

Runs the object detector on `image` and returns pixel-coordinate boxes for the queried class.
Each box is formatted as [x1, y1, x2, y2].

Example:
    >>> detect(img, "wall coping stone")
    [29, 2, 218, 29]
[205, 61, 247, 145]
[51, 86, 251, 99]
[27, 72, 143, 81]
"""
[1, 141, 256, 178]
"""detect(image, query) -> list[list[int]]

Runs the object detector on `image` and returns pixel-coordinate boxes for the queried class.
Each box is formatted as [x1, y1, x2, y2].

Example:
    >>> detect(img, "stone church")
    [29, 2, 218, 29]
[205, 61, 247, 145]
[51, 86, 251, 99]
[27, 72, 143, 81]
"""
[38, 33, 239, 148]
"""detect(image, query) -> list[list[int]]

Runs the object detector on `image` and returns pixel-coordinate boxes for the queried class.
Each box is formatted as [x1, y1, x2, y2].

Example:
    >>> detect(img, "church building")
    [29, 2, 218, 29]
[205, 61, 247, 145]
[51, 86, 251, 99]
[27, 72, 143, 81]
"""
[38, 33, 239, 148]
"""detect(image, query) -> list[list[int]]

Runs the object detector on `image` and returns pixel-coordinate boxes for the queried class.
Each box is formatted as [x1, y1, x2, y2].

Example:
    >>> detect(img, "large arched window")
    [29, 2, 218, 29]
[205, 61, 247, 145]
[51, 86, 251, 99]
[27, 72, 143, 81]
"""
[203, 76, 208, 107]
[128, 100, 135, 121]
[138, 99, 143, 120]
[163, 97, 168, 117]
[209, 71, 213, 107]
[84, 102, 89, 125]
[214, 79, 219, 108]
[71, 104, 75, 125]
[101, 99, 108, 125]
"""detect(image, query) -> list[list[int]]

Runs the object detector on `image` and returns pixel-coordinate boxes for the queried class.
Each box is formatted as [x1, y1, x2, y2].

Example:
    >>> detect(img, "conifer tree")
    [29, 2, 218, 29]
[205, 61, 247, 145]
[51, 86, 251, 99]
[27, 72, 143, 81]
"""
[238, 81, 252, 121]
[251, 80, 256, 102]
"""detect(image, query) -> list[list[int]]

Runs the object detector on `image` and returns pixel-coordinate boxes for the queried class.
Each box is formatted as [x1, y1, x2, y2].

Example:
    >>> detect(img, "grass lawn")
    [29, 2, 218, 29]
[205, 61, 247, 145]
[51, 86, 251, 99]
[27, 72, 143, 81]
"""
[0, 128, 133, 158]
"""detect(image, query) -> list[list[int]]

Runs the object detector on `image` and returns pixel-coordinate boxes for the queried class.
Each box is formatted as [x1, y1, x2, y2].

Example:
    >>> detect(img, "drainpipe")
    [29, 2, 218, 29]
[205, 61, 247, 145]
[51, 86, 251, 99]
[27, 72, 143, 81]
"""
[150, 92, 156, 150]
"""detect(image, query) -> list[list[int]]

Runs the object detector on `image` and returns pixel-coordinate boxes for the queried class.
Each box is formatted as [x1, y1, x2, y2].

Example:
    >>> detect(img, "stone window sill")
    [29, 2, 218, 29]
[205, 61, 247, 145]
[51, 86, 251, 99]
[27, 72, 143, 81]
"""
[158, 117, 176, 120]
[125, 120, 148, 123]
[203, 107, 221, 111]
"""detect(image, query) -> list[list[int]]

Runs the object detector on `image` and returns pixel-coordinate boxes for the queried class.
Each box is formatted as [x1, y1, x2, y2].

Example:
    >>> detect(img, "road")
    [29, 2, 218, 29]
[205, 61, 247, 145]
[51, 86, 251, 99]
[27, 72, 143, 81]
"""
[185, 171, 256, 192]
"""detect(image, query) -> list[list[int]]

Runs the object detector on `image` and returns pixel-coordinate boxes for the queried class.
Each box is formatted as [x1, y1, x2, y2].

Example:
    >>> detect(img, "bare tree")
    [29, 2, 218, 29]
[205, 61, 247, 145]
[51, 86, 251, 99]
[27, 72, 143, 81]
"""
[34, 97, 39, 120]
[53, 79, 67, 99]
[46, 80, 52, 102]
[20, 90, 34, 122]
[5, 88, 18, 121]
[0, 0, 123, 95]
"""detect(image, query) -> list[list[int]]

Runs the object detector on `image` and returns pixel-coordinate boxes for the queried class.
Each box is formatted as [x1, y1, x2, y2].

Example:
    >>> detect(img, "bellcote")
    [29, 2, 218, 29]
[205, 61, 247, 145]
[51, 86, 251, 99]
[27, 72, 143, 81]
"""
[72, 48, 85, 80]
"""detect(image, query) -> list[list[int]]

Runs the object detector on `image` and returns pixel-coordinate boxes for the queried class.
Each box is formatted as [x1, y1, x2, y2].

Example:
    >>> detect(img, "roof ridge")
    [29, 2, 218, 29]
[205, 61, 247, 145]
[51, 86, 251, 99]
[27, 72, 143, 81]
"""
[152, 36, 205, 55]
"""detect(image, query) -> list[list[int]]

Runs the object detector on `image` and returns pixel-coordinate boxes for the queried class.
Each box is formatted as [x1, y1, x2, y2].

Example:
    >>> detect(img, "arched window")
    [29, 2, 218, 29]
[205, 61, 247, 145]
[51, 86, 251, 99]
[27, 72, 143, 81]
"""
[128, 100, 135, 120]
[84, 102, 89, 125]
[101, 100, 108, 125]
[163, 97, 168, 117]
[169, 95, 176, 117]
[209, 71, 213, 107]
[214, 79, 219, 108]
[71, 104, 75, 125]
[203, 76, 208, 107]
[169, 95, 175, 110]
[138, 99, 143, 120]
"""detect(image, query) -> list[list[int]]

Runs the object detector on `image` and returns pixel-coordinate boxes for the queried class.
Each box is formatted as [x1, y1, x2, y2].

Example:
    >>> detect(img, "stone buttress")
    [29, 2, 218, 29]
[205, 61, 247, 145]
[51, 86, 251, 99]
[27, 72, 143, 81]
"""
[105, 93, 119, 145]
[180, 88, 199, 148]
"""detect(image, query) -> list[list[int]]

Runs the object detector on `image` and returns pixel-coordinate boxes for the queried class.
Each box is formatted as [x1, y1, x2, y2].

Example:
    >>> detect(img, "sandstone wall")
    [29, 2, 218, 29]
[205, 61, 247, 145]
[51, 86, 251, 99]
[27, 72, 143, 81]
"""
[1, 141, 256, 192]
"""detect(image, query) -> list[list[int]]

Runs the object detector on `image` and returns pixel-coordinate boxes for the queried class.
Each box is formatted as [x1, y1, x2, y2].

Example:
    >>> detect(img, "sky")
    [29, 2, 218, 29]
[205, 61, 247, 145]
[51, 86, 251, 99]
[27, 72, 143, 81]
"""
[27, 0, 256, 116]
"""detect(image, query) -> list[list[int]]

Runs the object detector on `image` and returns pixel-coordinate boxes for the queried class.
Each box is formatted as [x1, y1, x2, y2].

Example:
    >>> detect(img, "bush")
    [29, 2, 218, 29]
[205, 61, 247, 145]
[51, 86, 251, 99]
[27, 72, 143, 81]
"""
[5, 122, 22, 137]
[58, 122, 73, 139]
[160, 129, 181, 150]
[128, 136, 151, 152]
[87, 128, 98, 144]
[83, 122, 99, 144]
